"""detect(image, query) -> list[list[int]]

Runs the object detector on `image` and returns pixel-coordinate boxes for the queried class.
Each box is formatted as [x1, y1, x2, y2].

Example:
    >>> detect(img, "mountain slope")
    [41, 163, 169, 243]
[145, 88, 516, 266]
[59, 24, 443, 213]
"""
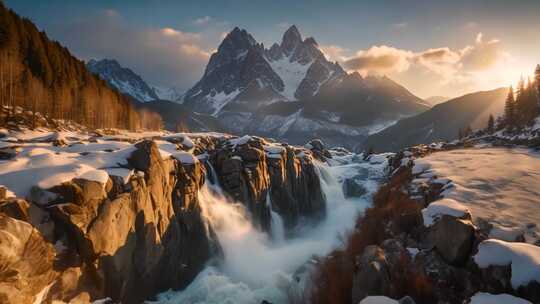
[183, 25, 346, 114]
[363, 88, 509, 152]
[424, 96, 449, 106]
[0, 3, 145, 129]
[87, 59, 159, 102]
[135, 99, 224, 132]
[182, 25, 428, 148]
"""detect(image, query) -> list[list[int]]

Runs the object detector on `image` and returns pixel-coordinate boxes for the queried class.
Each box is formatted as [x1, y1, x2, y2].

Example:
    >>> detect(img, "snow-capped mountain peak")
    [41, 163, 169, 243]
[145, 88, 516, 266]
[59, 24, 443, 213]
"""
[87, 59, 183, 103]
[87, 58, 159, 102]
[183, 25, 345, 114]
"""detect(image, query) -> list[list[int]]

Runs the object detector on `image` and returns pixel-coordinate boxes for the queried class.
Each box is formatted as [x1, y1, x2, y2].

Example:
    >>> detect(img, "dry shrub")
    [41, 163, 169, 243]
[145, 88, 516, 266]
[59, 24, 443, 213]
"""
[309, 166, 432, 304]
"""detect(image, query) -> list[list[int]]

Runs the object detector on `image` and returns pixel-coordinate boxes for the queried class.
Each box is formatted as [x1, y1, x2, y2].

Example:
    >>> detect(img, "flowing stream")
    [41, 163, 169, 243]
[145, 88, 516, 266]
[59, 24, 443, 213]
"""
[153, 156, 387, 304]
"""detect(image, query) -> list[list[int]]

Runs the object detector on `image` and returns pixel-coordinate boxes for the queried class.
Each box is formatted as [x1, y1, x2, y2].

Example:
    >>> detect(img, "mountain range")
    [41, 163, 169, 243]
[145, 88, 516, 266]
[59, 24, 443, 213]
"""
[363, 88, 509, 151]
[86, 25, 508, 151]
[91, 25, 430, 149]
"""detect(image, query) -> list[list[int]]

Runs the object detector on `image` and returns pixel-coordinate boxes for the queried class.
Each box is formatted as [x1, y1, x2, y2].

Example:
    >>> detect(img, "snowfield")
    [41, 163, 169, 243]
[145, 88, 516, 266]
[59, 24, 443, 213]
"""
[421, 147, 540, 244]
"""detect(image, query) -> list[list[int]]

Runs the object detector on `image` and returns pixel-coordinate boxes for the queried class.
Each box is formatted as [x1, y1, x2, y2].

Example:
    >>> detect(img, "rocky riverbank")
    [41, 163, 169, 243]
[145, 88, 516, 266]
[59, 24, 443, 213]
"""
[0, 112, 331, 303]
[310, 143, 540, 304]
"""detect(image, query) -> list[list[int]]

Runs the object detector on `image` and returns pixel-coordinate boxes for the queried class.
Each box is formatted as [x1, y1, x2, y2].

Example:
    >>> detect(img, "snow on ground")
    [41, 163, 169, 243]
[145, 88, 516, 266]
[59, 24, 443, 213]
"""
[421, 147, 540, 243]
[469, 292, 532, 304]
[0, 128, 218, 201]
[474, 239, 540, 289]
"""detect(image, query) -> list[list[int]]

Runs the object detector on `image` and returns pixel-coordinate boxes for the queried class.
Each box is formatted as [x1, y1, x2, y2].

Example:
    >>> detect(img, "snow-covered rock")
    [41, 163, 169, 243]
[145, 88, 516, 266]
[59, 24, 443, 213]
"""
[421, 198, 471, 227]
[469, 292, 532, 304]
[474, 239, 540, 289]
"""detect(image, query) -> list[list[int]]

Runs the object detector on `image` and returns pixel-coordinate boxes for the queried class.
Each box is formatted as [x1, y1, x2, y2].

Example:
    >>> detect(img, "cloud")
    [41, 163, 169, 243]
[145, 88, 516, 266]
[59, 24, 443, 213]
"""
[193, 16, 212, 26]
[460, 33, 504, 71]
[339, 32, 509, 97]
[50, 10, 211, 90]
[320, 45, 348, 62]
[343, 46, 413, 75]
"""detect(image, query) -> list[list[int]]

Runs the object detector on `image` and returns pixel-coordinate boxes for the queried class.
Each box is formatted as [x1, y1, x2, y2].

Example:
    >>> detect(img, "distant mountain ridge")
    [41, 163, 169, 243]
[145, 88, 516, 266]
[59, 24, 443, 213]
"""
[87, 58, 183, 103]
[180, 25, 428, 148]
[363, 88, 509, 152]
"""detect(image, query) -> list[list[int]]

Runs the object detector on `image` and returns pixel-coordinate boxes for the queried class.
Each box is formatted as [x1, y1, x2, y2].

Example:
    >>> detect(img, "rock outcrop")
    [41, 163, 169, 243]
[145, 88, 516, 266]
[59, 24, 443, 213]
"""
[0, 140, 222, 303]
[211, 136, 326, 232]
[0, 131, 329, 303]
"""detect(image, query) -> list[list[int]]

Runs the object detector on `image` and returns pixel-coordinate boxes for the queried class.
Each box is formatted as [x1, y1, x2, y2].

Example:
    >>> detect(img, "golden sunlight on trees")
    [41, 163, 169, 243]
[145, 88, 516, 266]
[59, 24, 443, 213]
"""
[0, 2, 162, 130]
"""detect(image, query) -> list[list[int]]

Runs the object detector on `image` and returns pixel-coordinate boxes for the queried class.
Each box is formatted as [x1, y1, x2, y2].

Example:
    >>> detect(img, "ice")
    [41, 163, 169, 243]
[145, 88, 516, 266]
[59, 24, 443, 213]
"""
[469, 292, 532, 304]
[421, 198, 471, 227]
[474, 239, 540, 288]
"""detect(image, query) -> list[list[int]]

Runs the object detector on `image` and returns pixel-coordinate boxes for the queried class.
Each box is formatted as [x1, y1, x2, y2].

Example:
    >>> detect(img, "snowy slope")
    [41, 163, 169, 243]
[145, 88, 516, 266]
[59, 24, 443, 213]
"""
[421, 147, 540, 243]
[87, 59, 159, 102]
[267, 56, 312, 100]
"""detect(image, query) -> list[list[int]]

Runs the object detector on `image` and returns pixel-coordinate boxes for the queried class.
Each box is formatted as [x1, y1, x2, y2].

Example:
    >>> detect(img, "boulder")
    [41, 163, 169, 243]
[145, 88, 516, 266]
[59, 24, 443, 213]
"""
[429, 215, 475, 265]
[0, 214, 57, 304]
[351, 245, 392, 303]
[343, 178, 367, 198]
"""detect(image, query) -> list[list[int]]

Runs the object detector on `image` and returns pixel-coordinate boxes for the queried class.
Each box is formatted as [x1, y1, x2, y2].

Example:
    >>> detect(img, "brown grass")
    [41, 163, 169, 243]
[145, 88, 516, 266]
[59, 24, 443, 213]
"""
[308, 166, 434, 304]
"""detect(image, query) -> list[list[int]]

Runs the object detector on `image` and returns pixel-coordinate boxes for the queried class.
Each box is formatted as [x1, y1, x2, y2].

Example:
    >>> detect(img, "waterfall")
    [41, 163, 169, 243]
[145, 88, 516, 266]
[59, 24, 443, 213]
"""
[155, 157, 385, 304]
[266, 191, 286, 244]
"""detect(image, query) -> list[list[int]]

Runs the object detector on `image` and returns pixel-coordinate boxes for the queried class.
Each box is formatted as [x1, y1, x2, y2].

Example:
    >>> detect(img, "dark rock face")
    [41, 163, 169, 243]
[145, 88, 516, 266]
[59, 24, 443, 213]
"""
[267, 145, 326, 230]
[211, 136, 326, 232]
[351, 245, 392, 303]
[429, 215, 474, 265]
[343, 178, 367, 198]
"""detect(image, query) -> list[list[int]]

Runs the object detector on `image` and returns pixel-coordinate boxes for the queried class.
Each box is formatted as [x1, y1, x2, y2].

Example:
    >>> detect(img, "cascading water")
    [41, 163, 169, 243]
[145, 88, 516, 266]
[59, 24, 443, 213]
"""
[154, 156, 387, 304]
[267, 192, 286, 244]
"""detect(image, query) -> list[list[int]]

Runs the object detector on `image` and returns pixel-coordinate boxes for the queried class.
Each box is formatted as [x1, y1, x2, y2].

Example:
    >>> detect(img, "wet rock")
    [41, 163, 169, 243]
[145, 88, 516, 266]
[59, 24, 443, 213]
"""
[429, 215, 475, 265]
[343, 178, 367, 198]
[351, 245, 392, 303]
[306, 139, 332, 160]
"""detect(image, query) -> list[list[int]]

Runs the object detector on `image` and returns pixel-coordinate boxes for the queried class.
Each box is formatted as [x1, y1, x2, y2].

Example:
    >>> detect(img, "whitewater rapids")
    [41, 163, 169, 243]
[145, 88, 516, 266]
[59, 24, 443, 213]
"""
[151, 154, 388, 304]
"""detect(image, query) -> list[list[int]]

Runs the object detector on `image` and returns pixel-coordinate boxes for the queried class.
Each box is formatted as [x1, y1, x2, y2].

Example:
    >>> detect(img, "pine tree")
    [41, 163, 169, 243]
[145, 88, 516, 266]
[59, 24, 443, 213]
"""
[515, 77, 526, 125]
[504, 86, 515, 128]
[535, 64, 540, 111]
[487, 114, 495, 133]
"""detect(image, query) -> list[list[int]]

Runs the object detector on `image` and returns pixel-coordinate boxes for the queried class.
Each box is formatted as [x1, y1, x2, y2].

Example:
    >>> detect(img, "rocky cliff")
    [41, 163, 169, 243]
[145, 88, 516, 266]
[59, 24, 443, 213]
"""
[0, 113, 328, 303]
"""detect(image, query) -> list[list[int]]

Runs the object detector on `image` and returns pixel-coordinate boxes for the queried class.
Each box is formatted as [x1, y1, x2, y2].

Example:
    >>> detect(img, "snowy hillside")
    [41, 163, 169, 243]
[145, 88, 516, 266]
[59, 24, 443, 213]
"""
[419, 147, 540, 244]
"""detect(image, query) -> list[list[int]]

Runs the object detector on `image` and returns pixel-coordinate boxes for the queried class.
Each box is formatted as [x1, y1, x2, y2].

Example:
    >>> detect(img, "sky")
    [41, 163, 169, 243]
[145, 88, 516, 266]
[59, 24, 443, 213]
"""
[5, 0, 540, 98]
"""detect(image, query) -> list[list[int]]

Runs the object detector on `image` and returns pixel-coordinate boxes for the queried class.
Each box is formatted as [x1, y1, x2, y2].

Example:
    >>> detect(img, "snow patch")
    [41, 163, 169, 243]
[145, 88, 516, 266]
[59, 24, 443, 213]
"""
[474, 239, 540, 289]
[421, 198, 471, 227]
[469, 292, 532, 304]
